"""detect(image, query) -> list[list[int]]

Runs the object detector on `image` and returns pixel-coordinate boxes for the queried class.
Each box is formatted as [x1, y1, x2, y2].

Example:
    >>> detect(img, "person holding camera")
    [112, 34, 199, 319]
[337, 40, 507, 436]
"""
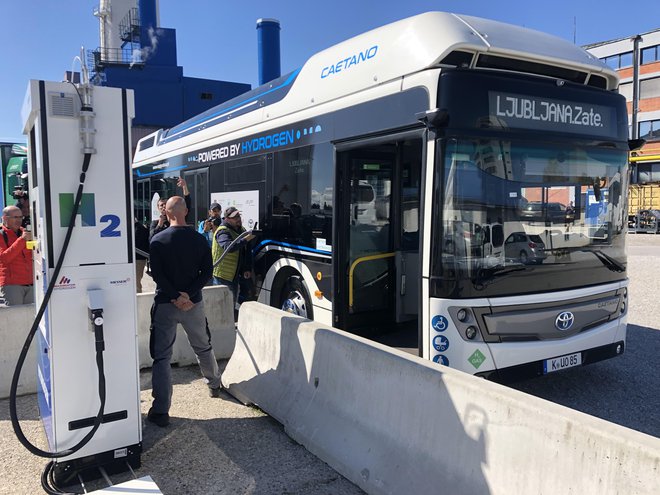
[198, 202, 222, 247]
[13, 188, 30, 229]
[149, 177, 191, 241]
[0, 206, 33, 306]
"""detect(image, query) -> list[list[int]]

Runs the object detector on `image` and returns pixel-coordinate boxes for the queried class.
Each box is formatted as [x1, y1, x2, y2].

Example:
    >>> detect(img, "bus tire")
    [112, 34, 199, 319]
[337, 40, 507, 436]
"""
[279, 276, 313, 320]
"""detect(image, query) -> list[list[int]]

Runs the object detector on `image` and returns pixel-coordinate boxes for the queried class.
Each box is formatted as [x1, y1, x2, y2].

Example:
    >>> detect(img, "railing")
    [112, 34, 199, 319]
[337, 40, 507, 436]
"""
[348, 252, 395, 310]
[119, 7, 141, 43]
[88, 46, 145, 69]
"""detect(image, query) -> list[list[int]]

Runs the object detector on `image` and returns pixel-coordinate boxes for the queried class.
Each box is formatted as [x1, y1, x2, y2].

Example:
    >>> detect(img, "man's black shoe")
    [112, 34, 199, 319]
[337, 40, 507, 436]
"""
[209, 386, 223, 398]
[147, 407, 170, 427]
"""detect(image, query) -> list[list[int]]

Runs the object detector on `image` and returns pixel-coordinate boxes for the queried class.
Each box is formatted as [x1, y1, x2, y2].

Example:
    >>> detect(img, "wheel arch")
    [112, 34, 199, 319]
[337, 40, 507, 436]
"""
[259, 256, 332, 323]
[270, 266, 301, 307]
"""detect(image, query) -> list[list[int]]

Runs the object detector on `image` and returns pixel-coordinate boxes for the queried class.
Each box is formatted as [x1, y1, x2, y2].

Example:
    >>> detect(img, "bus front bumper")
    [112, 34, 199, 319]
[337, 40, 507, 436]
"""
[475, 341, 625, 383]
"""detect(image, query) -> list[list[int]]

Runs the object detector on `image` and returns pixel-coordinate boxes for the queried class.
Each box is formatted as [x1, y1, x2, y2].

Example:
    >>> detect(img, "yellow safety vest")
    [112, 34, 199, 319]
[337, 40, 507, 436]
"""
[211, 225, 240, 281]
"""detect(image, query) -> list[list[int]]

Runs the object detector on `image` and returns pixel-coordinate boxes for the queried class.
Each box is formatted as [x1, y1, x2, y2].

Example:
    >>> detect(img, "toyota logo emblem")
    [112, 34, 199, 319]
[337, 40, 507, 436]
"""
[555, 311, 575, 331]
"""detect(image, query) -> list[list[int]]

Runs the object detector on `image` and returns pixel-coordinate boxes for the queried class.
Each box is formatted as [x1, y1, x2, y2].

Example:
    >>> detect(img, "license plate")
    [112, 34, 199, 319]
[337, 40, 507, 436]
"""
[543, 352, 582, 374]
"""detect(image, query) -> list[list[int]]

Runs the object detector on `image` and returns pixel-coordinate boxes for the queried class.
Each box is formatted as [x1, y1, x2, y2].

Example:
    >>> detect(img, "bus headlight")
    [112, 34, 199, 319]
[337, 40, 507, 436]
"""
[457, 308, 468, 322]
[465, 326, 478, 340]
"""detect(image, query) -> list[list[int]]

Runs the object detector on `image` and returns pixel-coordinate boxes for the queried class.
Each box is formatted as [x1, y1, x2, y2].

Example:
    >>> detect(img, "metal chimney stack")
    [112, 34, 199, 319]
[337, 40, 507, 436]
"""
[257, 18, 281, 85]
[138, 0, 158, 46]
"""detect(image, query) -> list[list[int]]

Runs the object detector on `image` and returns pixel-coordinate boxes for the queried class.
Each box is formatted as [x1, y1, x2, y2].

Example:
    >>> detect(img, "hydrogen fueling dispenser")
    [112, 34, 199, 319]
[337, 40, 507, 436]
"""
[18, 79, 141, 487]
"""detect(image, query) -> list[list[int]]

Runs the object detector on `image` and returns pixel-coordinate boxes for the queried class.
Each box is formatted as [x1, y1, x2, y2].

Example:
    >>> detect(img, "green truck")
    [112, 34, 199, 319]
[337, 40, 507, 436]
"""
[0, 141, 27, 208]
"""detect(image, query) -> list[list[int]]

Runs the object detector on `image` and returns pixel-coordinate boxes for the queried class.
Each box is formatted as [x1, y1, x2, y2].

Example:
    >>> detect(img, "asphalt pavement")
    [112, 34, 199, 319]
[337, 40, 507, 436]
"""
[510, 233, 660, 439]
[0, 364, 364, 495]
[1, 234, 658, 494]
[0, 270, 363, 494]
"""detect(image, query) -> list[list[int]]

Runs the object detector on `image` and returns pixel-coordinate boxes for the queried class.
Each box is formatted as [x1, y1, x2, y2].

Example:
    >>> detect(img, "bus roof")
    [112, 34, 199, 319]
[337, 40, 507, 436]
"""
[134, 11, 618, 166]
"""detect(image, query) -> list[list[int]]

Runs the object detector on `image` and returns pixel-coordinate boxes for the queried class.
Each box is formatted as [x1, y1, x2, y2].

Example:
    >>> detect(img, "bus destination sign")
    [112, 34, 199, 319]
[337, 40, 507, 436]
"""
[489, 92, 617, 137]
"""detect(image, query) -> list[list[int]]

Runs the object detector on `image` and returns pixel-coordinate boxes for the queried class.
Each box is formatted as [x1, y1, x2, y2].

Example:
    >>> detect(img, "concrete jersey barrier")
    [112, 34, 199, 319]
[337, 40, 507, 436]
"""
[0, 285, 235, 399]
[223, 302, 660, 495]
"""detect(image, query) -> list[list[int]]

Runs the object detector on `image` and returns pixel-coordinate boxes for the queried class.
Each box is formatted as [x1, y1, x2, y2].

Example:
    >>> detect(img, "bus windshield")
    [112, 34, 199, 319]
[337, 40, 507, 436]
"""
[432, 137, 628, 298]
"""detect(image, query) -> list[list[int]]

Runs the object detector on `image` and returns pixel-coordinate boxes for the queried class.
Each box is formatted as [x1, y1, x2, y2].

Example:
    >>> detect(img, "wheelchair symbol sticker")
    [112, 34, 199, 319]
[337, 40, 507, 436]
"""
[432, 335, 449, 352]
[432, 315, 448, 332]
[433, 354, 449, 366]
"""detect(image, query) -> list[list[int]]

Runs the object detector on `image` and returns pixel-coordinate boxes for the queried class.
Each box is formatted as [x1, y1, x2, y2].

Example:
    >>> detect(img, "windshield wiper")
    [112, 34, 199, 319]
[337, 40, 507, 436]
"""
[549, 247, 625, 272]
[581, 249, 625, 272]
[472, 265, 528, 290]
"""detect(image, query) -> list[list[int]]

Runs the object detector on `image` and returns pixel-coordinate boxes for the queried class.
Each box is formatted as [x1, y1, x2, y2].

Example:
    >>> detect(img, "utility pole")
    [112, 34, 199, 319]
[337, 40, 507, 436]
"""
[573, 17, 577, 44]
[631, 35, 643, 139]
[631, 34, 643, 183]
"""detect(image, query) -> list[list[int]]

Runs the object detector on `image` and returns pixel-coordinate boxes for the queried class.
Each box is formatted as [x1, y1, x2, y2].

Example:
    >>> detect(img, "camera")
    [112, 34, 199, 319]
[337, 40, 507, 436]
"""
[208, 216, 221, 227]
[12, 184, 30, 229]
[12, 186, 28, 201]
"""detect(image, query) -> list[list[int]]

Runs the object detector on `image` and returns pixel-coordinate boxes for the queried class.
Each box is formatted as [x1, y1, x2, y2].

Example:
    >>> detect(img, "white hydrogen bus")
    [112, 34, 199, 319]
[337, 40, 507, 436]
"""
[133, 12, 634, 381]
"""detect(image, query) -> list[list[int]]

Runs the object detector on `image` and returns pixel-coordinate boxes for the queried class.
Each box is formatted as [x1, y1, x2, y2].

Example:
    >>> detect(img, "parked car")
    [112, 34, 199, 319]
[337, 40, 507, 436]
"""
[520, 201, 567, 223]
[504, 232, 547, 264]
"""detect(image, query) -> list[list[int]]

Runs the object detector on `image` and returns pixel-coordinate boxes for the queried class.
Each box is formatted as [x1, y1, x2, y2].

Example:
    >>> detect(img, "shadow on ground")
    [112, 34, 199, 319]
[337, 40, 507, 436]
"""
[0, 363, 362, 495]
[510, 324, 660, 438]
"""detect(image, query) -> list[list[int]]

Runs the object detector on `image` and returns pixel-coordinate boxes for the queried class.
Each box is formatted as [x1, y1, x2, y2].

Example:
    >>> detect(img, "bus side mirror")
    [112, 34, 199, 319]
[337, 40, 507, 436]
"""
[416, 108, 449, 128]
[629, 138, 645, 151]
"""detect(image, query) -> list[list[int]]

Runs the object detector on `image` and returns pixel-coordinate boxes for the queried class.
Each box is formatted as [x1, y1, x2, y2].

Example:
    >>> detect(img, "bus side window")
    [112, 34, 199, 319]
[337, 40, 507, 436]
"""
[272, 145, 328, 248]
[312, 143, 334, 248]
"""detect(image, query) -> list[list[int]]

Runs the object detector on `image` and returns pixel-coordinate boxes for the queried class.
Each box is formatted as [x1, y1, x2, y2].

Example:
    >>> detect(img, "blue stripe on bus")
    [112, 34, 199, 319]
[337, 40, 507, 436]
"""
[160, 68, 302, 144]
[135, 164, 188, 177]
[253, 239, 331, 257]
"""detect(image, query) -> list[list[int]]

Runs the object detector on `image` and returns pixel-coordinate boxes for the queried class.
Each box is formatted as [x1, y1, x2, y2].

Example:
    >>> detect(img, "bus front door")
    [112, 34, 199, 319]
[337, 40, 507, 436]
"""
[336, 144, 396, 336]
[336, 136, 423, 352]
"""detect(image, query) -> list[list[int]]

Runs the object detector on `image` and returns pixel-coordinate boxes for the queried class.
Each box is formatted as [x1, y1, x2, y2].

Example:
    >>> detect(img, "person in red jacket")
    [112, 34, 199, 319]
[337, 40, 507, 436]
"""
[0, 205, 33, 306]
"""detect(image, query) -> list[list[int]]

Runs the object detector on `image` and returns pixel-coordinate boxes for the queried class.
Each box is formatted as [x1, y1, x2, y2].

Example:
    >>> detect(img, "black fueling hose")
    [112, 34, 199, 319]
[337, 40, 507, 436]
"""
[212, 229, 256, 269]
[8, 153, 108, 494]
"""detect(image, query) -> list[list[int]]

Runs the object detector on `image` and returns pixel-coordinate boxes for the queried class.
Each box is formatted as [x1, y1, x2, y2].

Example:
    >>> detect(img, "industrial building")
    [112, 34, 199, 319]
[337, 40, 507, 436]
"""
[86, 0, 281, 149]
[585, 29, 660, 224]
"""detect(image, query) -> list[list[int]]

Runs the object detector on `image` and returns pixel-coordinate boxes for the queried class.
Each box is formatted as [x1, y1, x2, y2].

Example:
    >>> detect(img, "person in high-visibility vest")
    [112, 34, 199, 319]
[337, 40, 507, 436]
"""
[211, 206, 254, 306]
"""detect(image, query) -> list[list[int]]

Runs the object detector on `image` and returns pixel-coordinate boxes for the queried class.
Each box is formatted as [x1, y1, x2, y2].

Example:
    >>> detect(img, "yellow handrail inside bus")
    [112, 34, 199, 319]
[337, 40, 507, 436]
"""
[630, 154, 660, 163]
[348, 252, 395, 309]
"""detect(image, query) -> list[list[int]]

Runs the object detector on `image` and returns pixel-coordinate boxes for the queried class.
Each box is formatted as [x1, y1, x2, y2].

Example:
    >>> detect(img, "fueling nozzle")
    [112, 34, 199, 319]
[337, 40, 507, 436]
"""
[87, 289, 105, 352]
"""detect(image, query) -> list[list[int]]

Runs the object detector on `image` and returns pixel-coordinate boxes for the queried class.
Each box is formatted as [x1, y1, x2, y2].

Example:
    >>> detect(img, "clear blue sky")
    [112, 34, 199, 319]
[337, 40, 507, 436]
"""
[1, 0, 659, 139]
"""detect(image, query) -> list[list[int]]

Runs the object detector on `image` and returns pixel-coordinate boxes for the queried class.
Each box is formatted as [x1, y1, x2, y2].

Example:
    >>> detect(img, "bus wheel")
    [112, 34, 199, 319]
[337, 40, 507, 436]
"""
[280, 277, 313, 319]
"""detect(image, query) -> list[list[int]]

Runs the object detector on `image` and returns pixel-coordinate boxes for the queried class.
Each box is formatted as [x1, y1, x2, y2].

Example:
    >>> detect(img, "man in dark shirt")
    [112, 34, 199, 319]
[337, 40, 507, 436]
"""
[147, 196, 221, 427]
